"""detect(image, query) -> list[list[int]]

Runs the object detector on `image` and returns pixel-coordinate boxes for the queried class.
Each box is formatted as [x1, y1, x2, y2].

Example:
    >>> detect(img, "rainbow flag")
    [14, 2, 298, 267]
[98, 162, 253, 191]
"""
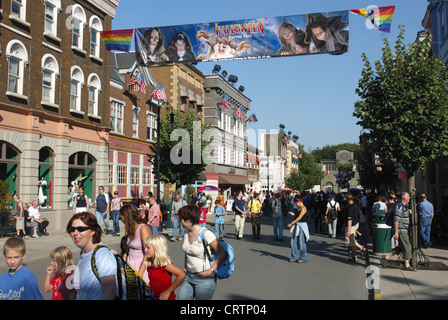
[100, 29, 134, 52]
[350, 5, 395, 33]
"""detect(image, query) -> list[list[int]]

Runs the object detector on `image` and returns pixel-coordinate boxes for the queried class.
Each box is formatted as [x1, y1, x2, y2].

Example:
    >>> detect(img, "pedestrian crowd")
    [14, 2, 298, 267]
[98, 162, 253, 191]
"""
[0, 186, 435, 300]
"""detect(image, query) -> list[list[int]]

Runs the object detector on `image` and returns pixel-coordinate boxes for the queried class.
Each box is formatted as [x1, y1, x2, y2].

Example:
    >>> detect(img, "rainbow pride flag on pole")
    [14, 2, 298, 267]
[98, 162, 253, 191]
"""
[350, 5, 395, 33]
[100, 29, 134, 52]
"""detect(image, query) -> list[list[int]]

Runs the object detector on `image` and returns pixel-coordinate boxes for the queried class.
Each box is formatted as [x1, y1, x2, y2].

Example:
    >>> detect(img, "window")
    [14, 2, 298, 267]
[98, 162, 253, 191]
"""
[6, 40, 28, 97]
[142, 168, 151, 185]
[43, 0, 60, 37]
[146, 112, 157, 141]
[11, 0, 26, 20]
[132, 106, 139, 137]
[89, 16, 103, 58]
[117, 165, 127, 184]
[41, 54, 59, 105]
[87, 74, 101, 116]
[110, 99, 124, 133]
[130, 167, 140, 185]
[70, 66, 84, 112]
[70, 5, 86, 51]
[108, 164, 114, 184]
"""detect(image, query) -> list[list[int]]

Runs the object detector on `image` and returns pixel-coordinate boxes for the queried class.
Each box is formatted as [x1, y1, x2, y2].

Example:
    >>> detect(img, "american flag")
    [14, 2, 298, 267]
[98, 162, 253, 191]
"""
[128, 73, 146, 94]
[235, 106, 244, 119]
[217, 94, 229, 110]
[246, 113, 258, 123]
[151, 84, 166, 101]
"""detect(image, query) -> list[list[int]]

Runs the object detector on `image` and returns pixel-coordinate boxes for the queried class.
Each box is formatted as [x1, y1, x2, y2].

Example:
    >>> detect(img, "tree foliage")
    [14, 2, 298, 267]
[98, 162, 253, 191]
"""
[285, 148, 324, 191]
[148, 109, 213, 187]
[353, 26, 448, 178]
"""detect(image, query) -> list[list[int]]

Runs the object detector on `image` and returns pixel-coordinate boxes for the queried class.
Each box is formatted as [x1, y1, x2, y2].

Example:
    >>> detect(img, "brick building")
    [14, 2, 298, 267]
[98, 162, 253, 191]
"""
[0, 0, 119, 231]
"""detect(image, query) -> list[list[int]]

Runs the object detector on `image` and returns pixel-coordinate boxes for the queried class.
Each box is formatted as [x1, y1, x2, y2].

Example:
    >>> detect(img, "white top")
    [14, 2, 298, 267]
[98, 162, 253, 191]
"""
[326, 200, 340, 210]
[28, 207, 40, 220]
[182, 227, 216, 273]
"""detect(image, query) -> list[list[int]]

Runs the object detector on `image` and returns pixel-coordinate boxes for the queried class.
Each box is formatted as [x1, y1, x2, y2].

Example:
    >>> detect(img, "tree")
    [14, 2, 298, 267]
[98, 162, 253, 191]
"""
[353, 26, 448, 192]
[148, 109, 213, 189]
[285, 148, 323, 191]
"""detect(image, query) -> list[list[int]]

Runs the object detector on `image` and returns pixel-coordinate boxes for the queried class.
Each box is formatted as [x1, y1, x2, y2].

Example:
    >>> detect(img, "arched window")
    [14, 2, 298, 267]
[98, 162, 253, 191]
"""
[89, 15, 103, 58]
[68, 152, 96, 207]
[325, 182, 334, 192]
[87, 73, 101, 116]
[70, 66, 84, 112]
[38, 147, 54, 208]
[6, 40, 28, 97]
[70, 4, 86, 51]
[0, 141, 20, 207]
[41, 54, 59, 105]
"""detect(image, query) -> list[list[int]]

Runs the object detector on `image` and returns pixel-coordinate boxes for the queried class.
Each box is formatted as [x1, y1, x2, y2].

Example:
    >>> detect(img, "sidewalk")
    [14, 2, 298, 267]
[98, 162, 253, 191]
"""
[368, 246, 448, 300]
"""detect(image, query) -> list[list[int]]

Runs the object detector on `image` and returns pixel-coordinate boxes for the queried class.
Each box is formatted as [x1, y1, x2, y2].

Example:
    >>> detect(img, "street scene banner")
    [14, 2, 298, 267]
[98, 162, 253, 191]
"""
[134, 10, 349, 65]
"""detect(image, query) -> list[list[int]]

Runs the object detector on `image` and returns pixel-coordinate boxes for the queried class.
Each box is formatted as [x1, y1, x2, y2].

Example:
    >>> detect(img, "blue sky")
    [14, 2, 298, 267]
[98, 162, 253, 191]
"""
[112, 0, 429, 152]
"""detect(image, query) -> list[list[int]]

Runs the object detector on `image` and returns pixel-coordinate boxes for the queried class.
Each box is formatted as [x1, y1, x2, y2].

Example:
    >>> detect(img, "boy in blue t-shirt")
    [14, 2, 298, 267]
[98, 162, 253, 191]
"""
[214, 199, 226, 240]
[0, 238, 43, 300]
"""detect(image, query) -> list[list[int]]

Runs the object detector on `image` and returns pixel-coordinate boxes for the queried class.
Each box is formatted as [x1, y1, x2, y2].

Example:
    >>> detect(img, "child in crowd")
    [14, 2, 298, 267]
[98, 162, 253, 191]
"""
[0, 237, 43, 300]
[23, 203, 30, 238]
[43, 246, 77, 300]
[139, 234, 185, 300]
[214, 199, 226, 240]
[198, 202, 208, 227]
[120, 235, 129, 261]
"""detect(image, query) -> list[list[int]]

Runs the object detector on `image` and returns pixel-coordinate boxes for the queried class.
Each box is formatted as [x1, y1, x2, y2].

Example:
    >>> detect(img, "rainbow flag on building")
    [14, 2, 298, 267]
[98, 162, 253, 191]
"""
[100, 29, 134, 52]
[350, 5, 395, 33]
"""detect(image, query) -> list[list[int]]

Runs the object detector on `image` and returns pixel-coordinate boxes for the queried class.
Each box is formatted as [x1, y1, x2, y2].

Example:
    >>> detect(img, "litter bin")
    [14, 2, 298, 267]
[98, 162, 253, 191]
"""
[166, 202, 173, 229]
[373, 210, 392, 254]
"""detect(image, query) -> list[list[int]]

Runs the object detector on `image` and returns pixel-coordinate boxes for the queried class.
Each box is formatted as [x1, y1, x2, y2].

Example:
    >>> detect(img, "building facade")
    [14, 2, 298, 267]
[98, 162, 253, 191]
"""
[202, 72, 251, 198]
[0, 0, 119, 231]
[259, 132, 287, 193]
[320, 149, 361, 193]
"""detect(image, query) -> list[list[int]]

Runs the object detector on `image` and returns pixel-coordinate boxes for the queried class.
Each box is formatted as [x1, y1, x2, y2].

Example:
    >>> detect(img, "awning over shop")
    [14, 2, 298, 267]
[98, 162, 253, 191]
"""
[218, 174, 251, 185]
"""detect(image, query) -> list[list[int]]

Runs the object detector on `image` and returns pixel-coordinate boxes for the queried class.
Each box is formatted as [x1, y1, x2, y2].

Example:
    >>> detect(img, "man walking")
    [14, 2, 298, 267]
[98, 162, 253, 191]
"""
[94, 186, 111, 235]
[170, 193, 185, 241]
[272, 193, 284, 242]
[418, 193, 434, 248]
[248, 193, 262, 239]
[233, 191, 246, 240]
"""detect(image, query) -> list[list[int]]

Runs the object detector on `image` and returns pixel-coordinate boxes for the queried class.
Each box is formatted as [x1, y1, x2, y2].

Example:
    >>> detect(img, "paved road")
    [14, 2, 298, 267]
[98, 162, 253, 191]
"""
[0, 214, 369, 301]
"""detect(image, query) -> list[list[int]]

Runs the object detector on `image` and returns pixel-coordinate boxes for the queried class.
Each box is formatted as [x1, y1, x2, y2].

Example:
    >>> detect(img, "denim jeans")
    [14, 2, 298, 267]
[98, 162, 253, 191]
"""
[328, 218, 337, 238]
[214, 223, 224, 239]
[150, 226, 158, 235]
[95, 211, 111, 231]
[419, 215, 432, 246]
[172, 214, 183, 239]
[291, 225, 307, 261]
[111, 210, 120, 235]
[177, 271, 216, 300]
[273, 215, 283, 239]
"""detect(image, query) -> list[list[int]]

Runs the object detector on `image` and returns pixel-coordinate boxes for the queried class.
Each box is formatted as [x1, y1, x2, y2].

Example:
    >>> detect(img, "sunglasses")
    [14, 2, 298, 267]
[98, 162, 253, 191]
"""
[68, 226, 91, 233]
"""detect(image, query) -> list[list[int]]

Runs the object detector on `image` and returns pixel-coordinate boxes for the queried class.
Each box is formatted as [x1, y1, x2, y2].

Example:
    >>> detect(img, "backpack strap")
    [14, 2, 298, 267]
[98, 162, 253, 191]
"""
[200, 228, 213, 268]
[91, 244, 107, 282]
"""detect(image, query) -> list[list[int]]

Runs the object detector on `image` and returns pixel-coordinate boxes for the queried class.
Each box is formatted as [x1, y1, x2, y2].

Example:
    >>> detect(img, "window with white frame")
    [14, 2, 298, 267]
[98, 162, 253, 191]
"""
[146, 112, 157, 142]
[87, 74, 101, 116]
[70, 5, 86, 51]
[108, 164, 114, 184]
[11, 0, 26, 20]
[70, 66, 84, 112]
[130, 166, 140, 185]
[110, 99, 124, 133]
[41, 54, 59, 104]
[132, 106, 139, 138]
[116, 165, 127, 184]
[6, 40, 28, 97]
[142, 168, 151, 185]
[89, 15, 103, 58]
[43, 0, 60, 37]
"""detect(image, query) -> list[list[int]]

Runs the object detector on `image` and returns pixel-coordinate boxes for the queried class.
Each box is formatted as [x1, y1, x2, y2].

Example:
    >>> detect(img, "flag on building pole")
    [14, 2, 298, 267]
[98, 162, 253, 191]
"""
[235, 106, 244, 119]
[246, 113, 258, 123]
[350, 5, 395, 33]
[151, 84, 166, 101]
[217, 94, 229, 110]
[100, 29, 134, 52]
[128, 72, 146, 94]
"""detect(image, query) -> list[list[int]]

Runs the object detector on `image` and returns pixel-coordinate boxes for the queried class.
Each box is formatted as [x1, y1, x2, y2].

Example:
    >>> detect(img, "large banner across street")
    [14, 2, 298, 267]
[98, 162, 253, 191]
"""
[133, 10, 349, 65]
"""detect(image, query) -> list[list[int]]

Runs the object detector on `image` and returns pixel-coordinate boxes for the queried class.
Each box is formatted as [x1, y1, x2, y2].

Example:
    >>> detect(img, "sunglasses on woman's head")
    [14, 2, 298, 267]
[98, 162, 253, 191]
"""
[68, 226, 91, 233]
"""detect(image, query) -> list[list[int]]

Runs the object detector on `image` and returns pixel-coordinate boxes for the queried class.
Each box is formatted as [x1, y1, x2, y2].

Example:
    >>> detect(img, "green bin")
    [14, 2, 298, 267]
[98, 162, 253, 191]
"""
[373, 210, 392, 254]
[166, 202, 173, 229]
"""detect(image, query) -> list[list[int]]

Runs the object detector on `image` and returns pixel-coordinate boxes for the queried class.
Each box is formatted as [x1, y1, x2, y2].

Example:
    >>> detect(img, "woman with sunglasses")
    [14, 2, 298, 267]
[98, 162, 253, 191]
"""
[66, 212, 117, 300]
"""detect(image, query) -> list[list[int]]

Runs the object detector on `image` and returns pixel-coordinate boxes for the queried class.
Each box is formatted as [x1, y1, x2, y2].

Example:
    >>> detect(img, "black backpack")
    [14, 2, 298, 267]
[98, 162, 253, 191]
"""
[328, 202, 337, 220]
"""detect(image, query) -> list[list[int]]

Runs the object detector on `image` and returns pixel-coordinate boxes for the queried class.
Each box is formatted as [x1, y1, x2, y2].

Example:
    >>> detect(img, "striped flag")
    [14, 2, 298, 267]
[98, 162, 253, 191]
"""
[246, 113, 258, 123]
[235, 106, 244, 119]
[100, 29, 134, 52]
[128, 73, 146, 94]
[350, 5, 395, 33]
[217, 94, 229, 110]
[151, 84, 166, 101]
